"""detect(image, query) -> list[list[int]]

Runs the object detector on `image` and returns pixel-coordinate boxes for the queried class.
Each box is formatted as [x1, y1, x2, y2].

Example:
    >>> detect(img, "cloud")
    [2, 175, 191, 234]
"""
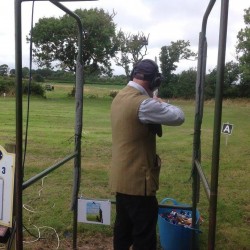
[0, 0, 248, 74]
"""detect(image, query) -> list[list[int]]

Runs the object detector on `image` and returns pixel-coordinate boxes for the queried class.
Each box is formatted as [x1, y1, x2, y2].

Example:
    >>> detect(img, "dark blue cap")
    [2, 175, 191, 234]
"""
[133, 59, 159, 80]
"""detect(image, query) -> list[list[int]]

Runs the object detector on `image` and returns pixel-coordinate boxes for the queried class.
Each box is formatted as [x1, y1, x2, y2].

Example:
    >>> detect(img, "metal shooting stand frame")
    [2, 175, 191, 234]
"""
[13, 0, 229, 249]
[191, 0, 229, 249]
[14, 1, 96, 249]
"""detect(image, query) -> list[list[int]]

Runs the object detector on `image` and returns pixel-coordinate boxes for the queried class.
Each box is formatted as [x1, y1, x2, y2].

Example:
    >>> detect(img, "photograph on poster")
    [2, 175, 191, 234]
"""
[77, 198, 111, 225]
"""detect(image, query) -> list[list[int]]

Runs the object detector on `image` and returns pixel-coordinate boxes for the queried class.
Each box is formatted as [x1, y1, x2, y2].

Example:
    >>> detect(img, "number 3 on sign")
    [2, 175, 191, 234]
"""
[1, 167, 5, 175]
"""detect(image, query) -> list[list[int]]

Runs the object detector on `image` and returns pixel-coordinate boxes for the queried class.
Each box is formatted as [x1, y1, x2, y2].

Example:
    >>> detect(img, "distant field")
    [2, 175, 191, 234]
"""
[0, 84, 249, 249]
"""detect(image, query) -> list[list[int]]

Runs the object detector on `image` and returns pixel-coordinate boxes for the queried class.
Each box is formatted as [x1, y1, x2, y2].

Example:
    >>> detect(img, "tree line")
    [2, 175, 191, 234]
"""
[0, 7, 249, 99]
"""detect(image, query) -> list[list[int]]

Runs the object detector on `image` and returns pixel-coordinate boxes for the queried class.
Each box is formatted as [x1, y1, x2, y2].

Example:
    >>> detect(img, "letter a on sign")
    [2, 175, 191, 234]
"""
[221, 123, 233, 135]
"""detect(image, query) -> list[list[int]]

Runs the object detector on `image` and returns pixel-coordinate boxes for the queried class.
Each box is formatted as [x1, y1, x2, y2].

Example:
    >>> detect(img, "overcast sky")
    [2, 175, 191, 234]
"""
[0, 0, 249, 75]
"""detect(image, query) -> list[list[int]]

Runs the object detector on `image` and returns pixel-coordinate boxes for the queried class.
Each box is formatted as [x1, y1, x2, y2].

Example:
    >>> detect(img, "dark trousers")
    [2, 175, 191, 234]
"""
[113, 193, 158, 250]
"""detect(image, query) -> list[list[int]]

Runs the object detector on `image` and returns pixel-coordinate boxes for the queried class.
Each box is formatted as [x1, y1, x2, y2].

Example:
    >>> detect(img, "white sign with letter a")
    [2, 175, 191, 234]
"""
[221, 123, 233, 135]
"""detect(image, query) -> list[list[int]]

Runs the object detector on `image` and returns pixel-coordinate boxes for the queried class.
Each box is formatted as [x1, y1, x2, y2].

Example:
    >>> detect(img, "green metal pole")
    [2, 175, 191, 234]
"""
[49, 2, 84, 249]
[15, 0, 23, 249]
[208, 0, 229, 249]
[192, 1, 216, 249]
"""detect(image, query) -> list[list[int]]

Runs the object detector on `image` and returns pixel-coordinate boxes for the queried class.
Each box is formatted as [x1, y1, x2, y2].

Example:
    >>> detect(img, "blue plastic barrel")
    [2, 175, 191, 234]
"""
[158, 198, 201, 250]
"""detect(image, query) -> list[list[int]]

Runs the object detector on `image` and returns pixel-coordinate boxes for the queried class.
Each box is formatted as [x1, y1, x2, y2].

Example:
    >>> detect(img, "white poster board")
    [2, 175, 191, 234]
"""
[0, 146, 15, 227]
[77, 198, 111, 225]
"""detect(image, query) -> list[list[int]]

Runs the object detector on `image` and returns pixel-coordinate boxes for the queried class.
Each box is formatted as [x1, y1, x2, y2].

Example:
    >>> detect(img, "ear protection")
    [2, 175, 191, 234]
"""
[130, 59, 162, 91]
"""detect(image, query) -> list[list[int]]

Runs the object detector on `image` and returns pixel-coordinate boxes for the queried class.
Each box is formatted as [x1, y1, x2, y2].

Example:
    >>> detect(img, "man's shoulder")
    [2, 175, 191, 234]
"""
[121, 85, 148, 99]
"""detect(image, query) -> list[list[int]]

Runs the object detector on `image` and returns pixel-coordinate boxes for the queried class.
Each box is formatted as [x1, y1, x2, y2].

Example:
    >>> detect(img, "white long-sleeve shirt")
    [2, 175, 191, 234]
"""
[128, 81, 185, 126]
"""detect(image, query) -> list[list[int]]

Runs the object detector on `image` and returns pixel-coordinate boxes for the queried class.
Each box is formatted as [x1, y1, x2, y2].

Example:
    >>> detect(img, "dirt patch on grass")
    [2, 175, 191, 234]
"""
[22, 233, 113, 250]
[77, 234, 113, 249]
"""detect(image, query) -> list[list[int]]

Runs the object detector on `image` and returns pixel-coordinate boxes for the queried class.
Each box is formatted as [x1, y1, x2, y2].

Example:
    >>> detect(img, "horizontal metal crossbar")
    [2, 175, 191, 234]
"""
[22, 151, 78, 190]
[195, 159, 211, 199]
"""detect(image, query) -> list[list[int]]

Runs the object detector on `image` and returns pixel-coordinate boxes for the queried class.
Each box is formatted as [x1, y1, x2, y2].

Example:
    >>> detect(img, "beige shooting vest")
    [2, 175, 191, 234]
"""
[110, 86, 161, 196]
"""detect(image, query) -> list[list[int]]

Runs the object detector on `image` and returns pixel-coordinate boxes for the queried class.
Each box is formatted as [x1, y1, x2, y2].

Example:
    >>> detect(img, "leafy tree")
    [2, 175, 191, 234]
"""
[22, 81, 45, 97]
[22, 67, 30, 78]
[32, 74, 44, 82]
[0, 64, 9, 76]
[113, 30, 149, 79]
[159, 40, 197, 97]
[174, 68, 197, 99]
[224, 61, 241, 97]
[10, 69, 15, 76]
[0, 77, 15, 94]
[33, 68, 53, 78]
[205, 61, 240, 99]
[205, 69, 216, 99]
[236, 7, 250, 97]
[29, 8, 117, 76]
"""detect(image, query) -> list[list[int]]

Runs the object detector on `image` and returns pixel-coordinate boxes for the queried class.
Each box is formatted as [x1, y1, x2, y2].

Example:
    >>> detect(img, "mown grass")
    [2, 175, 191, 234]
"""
[0, 83, 249, 249]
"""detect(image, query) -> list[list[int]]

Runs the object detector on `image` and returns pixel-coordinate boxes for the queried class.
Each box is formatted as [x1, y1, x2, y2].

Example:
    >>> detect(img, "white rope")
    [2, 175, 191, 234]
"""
[23, 225, 40, 243]
[23, 225, 60, 249]
[23, 176, 60, 249]
[23, 204, 36, 213]
[38, 226, 60, 249]
[38, 176, 48, 196]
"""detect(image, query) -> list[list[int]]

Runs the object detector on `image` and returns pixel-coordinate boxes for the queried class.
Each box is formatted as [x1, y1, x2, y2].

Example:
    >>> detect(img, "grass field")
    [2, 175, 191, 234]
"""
[0, 83, 249, 249]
